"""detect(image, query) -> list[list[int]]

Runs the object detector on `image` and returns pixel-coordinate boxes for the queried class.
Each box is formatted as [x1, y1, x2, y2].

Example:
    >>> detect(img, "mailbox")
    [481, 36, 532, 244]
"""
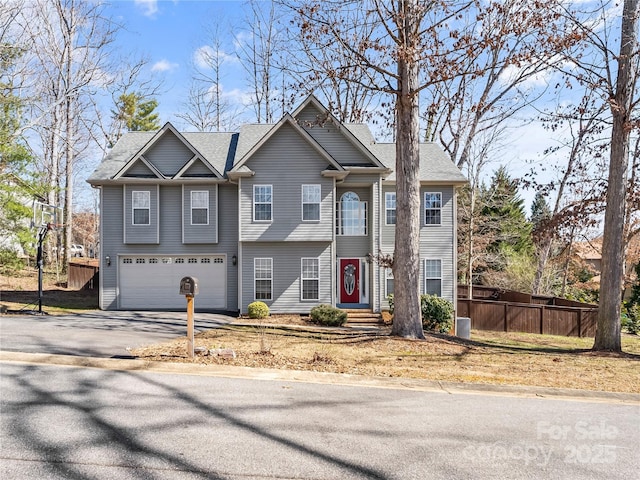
[179, 276, 199, 296]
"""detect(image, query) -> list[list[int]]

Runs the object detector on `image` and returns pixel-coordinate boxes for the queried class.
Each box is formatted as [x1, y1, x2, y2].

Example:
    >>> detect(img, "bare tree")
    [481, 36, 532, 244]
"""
[593, 0, 639, 351]
[21, 0, 118, 265]
[291, 0, 574, 338]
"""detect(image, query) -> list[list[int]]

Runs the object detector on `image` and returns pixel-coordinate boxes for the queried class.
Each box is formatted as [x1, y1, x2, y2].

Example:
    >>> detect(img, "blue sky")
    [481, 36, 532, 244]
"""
[104, 0, 248, 126]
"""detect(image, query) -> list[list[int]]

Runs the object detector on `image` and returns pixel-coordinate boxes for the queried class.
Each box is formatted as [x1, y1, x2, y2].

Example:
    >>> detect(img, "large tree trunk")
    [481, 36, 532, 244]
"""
[593, 0, 639, 351]
[391, 0, 423, 339]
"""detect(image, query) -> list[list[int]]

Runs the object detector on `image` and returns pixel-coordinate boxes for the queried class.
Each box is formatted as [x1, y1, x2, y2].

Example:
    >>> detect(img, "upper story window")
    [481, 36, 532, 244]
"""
[191, 190, 209, 225]
[302, 184, 321, 221]
[385, 192, 396, 225]
[424, 259, 442, 297]
[132, 190, 150, 225]
[336, 191, 367, 236]
[254, 185, 272, 222]
[424, 192, 442, 225]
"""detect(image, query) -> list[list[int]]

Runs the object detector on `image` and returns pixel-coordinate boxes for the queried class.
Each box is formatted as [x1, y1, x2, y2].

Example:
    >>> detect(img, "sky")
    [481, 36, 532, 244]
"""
[97, 0, 606, 215]
[104, 0, 249, 126]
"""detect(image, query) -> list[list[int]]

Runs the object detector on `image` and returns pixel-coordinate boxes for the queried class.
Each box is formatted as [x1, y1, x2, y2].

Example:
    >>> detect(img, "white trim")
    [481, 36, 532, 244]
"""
[132, 190, 151, 225]
[253, 184, 273, 222]
[424, 191, 442, 226]
[385, 191, 396, 226]
[190, 190, 209, 225]
[385, 268, 394, 298]
[254, 257, 273, 301]
[301, 257, 320, 301]
[336, 192, 367, 236]
[423, 258, 443, 296]
[301, 184, 321, 222]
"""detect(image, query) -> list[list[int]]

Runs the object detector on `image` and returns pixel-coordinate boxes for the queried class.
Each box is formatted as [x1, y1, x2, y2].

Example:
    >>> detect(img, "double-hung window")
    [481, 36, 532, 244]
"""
[385, 192, 396, 225]
[302, 185, 321, 221]
[191, 190, 209, 225]
[301, 258, 319, 300]
[254, 258, 272, 301]
[385, 268, 394, 297]
[132, 191, 150, 225]
[424, 192, 442, 225]
[254, 185, 272, 221]
[424, 259, 442, 296]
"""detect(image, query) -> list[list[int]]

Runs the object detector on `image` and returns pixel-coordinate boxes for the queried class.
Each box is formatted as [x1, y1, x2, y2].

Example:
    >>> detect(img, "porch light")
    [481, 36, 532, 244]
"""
[232, 255, 237, 266]
[105, 255, 111, 266]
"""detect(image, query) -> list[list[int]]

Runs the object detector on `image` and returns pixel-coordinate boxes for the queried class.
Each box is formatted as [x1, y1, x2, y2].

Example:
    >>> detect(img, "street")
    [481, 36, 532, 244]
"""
[1, 360, 638, 479]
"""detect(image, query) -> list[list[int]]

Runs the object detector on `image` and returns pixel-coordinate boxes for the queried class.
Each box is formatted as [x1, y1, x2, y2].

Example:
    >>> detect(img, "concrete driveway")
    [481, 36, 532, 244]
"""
[0, 310, 234, 358]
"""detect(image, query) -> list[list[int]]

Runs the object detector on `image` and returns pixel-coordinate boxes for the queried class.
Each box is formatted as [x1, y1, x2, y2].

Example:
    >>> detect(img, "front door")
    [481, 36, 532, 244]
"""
[340, 258, 360, 303]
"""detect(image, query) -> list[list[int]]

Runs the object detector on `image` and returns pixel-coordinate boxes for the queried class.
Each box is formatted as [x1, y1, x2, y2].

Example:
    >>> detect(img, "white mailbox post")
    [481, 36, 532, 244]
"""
[179, 276, 199, 358]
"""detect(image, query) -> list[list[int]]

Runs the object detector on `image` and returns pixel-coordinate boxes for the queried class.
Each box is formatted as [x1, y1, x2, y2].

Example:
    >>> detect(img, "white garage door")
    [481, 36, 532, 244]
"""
[119, 255, 226, 310]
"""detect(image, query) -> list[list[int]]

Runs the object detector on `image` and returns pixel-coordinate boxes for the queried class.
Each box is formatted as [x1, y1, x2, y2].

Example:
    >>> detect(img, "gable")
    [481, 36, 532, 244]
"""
[178, 159, 217, 177]
[295, 103, 375, 167]
[144, 130, 195, 177]
[121, 158, 162, 178]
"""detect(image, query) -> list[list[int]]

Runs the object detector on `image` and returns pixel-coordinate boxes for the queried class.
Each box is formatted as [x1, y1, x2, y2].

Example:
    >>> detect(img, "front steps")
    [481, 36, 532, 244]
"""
[343, 309, 384, 326]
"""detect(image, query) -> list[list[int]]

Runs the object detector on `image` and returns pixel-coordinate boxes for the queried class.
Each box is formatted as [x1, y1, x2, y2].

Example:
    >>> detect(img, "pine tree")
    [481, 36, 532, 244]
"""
[530, 191, 552, 230]
[110, 92, 160, 144]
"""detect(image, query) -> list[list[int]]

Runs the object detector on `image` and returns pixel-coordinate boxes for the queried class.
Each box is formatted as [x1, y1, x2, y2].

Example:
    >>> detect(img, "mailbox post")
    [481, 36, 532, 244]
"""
[179, 276, 199, 358]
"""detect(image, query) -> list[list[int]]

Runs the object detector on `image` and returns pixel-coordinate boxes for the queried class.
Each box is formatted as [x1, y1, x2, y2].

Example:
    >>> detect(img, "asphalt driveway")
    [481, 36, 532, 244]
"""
[0, 310, 234, 358]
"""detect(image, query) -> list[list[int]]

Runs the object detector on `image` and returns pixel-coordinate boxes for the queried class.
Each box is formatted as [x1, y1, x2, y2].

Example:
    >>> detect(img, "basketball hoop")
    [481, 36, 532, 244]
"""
[31, 200, 64, 314]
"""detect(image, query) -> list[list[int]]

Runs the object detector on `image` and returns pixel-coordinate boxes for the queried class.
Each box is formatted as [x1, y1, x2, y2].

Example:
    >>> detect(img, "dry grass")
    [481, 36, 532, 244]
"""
[131, 318, 640, 394]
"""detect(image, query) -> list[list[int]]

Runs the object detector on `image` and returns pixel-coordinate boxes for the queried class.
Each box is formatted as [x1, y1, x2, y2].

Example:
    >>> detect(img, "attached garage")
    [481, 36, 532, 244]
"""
[118, 254, 226, 310]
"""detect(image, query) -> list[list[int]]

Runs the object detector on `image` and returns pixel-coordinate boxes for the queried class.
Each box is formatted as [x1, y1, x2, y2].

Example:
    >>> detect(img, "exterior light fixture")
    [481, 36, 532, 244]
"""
[232, 255, 237, 266]
[105, 255, 111, 266]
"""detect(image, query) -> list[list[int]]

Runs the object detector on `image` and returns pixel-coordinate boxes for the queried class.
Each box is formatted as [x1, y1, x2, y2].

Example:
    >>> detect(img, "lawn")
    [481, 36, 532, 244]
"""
[130, 318, 640, 394]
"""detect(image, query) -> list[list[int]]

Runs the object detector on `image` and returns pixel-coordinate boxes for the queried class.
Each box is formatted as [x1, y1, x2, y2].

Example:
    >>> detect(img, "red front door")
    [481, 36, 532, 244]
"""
[340, 259, 360, 303]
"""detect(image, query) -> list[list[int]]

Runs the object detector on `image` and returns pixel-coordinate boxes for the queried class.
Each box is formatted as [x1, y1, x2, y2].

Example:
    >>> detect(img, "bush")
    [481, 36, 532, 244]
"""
[0, 249, 26, 275]
[310, 304, 347, 327]
[248, 301, 270, 319]
[622, 304, 640, 335]
[420, 294, 454, 333]
[387, 294, 394, 314]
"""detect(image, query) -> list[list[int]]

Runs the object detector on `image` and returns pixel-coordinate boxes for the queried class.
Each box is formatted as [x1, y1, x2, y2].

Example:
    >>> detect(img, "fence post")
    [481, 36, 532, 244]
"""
[540, 305, 544, 334]
[504, 303, 508, 332]
[578, 309, 582, 338]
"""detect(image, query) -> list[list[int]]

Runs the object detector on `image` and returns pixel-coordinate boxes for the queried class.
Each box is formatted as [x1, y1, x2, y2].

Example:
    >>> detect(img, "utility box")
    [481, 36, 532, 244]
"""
[179, 276, 199, 296]
[456, 317, 471, 340]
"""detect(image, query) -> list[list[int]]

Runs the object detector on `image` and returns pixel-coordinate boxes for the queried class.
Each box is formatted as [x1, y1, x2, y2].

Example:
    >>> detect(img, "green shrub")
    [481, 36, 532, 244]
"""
[0, 249, 26, 275]
[420, 294, 454, 333]
[387, 294, 394, 314]
[248, 301, 270, 319]
[310, 304, 347, 327]
[622, 304, 640, 335]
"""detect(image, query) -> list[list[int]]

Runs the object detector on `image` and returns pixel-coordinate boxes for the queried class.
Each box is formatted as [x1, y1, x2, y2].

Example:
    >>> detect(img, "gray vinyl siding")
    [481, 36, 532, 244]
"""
[419, 185, 455, 304]
[296, 105, 372, 166]
[182, 184, 218, 244]
[240, 242, 332, 314]
[124, 160, 156, 177]
[182, 160, 213, 176]
[239, 122, 334, 242]
[100, 183, 239, 312]
[123, 184, 159, 244]
[145, 131, 194, 177]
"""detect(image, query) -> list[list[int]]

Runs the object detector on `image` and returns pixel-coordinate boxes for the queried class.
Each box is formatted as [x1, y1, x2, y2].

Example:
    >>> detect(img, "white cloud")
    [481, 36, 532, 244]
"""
[152, 59, 179, 72]
[134, 0, 158, 17]
[194, 45, 239, 70]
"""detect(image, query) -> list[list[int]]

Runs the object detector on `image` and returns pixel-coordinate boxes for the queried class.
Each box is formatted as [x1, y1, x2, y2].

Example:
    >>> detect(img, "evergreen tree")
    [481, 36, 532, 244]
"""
[480, 166, 534, 257]
[110, 92, 161, 144]
[530, 191, 552, 230]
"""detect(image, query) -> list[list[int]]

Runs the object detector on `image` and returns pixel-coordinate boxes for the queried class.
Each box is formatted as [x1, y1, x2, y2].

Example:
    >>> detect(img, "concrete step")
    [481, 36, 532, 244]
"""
[344, 309, 384, 325]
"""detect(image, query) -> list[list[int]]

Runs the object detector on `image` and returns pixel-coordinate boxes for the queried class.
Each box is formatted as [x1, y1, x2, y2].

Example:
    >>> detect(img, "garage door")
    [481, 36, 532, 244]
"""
[119, 255, 226, 310]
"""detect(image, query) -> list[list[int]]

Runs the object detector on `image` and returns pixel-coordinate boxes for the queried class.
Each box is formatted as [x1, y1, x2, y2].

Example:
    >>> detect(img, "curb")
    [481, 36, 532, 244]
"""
[1, 350, 638, 405]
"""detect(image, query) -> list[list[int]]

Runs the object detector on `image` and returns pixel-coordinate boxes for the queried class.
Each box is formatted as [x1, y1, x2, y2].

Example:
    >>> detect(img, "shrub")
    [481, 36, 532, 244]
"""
[0, 249, 26, 275]
[622, 304, 640, 335]
[310, 304, 347, 327]
[387, 294, 394, 314]
[248, 301, 270, 319]
[420, 294, 454, 333]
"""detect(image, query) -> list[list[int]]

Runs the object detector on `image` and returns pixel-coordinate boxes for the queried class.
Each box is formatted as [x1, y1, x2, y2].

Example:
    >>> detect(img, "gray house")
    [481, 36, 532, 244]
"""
[88, 96, 467, 314]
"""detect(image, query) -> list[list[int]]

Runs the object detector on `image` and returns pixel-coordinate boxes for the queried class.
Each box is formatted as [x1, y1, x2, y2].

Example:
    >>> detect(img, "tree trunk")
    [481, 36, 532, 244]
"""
[391, 0, 423, 339]
[593, 0, 639, 351]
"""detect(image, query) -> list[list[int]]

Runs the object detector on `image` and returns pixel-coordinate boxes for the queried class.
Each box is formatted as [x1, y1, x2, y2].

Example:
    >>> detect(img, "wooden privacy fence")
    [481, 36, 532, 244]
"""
[457, 298, 597, 337]
[68, 259, 99, 290]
